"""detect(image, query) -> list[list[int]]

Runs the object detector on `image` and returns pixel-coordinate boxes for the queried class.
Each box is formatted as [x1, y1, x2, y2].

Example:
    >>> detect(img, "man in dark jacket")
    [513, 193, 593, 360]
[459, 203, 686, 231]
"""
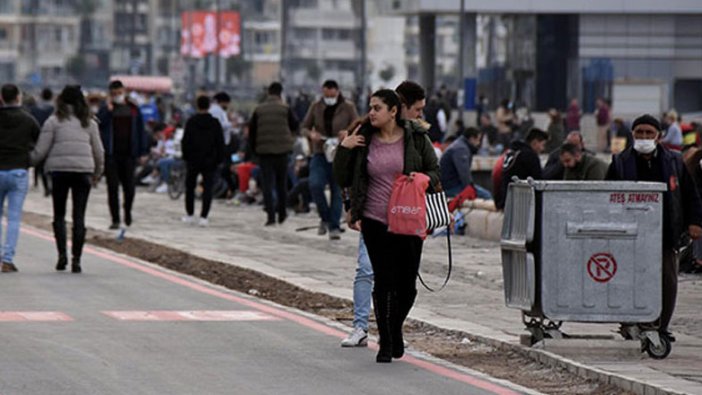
[495, 128, 548, 210]
[560, 143, 607, 181]
[440, 127, 484, 198]
[249, 82, 298, 226]
[606, 114, 702, 340]
[0, 84, 40, 272]
[181, 96, 225, 227]
[543, 131, 588, 180]
[96, 80, 149, 229]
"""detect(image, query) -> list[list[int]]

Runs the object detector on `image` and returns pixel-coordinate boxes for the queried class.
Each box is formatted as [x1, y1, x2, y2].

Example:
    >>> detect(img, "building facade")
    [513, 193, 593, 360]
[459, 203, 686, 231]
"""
[379, 0, 702, 115]
[282, 0, 363, 90]
[0, 0, 81, 87]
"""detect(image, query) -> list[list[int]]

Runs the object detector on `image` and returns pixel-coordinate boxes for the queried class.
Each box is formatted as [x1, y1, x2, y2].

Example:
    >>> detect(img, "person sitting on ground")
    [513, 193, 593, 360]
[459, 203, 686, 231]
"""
[479, 113, 501, 154]
[661, 110, 683, 151]
[495, 128, 549, 210]
[440, 127, 492, 200]
[287, 155, 311, 214]
[543, 131, 588, 180]
[559, 143, 608, 181]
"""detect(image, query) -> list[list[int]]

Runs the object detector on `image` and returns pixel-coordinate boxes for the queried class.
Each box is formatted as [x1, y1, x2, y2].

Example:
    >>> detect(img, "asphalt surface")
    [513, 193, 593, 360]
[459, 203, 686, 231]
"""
[0, 227, 529, 395]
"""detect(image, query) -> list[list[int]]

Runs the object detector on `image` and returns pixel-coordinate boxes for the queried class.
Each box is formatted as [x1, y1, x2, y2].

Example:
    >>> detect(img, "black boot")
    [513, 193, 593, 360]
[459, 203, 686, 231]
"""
[53, 221, 68, 271]
[71, 257, 82, 273]
[373, 291, 393, 363]
[71, 227, 86, 273]
[392, 289, 417, 359]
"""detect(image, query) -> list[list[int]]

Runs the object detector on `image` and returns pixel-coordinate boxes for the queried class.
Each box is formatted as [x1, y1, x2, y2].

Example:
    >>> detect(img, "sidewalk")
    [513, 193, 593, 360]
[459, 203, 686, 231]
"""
[21, 185, 702, 395]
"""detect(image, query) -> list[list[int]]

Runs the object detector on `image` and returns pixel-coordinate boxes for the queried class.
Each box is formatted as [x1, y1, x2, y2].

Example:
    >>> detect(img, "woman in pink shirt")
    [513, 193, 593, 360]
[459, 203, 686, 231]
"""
[333, 89, 440, 363]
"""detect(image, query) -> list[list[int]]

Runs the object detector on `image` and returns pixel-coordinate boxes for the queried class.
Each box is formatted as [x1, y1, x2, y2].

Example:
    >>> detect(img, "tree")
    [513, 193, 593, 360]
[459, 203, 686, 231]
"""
[378, 64, 396, 84]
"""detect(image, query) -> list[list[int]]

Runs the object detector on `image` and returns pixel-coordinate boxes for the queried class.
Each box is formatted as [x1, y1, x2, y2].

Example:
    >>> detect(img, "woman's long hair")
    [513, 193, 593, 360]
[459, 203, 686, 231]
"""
[56, 85, 91, 128]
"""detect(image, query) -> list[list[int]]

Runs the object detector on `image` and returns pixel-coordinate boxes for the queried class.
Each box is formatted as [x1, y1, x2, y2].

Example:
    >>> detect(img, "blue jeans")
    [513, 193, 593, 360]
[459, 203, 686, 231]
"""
[308, 154, 342, 230]
[353, 235, 374, 330]
[0, 169, 29, 264]
[445, 184, 493, 200]
[158, 158, 177, 183]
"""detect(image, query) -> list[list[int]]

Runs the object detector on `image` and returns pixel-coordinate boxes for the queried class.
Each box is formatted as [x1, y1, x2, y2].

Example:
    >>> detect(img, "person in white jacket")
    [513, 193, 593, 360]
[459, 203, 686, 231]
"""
[31, 85, 104, 273]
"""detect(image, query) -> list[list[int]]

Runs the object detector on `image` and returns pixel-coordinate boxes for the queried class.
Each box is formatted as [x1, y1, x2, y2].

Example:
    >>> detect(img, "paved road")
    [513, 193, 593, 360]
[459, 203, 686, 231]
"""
[0, 227, 529, 395]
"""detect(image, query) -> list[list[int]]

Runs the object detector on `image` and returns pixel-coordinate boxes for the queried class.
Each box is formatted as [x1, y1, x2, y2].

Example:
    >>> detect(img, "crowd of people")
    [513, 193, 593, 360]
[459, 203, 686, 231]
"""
[1, 75, 702, 361]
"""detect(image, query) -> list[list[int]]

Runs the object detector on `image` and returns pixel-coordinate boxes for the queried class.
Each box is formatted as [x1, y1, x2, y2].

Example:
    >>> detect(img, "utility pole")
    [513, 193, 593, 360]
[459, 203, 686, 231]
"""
[359, 0, 367, 113]
[130, 0, 139, 74]
[279, 0, 288, 83]
[214, 0, 221, 90]
[457, 0, 465, 122]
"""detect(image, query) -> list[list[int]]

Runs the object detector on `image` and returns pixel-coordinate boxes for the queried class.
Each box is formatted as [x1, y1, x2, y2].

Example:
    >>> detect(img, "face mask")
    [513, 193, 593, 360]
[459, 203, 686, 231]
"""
[633, 139, 656, 154]
[323, 97, 338, 106]
[90, 105, 99, 113]
[113, 95, 125, 104]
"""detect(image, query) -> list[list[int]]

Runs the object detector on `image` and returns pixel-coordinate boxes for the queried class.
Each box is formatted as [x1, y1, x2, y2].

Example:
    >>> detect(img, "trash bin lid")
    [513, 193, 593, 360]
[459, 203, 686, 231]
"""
[521, 180, 667, 192]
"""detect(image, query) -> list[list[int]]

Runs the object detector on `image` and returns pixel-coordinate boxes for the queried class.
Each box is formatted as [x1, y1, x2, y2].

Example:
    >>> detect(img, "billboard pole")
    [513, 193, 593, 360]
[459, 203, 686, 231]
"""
[458, 0, 465, 122]
[214, 0, 221, 91]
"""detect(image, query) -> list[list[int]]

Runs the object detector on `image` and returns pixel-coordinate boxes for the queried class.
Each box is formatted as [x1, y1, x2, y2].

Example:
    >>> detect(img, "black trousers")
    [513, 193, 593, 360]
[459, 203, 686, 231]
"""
[35, 160, 51, 195]
[361, 217, 423, 295]
[362, 216, 423, 356]
[51, 172, 92, 258]
[185, 165, 216, 218]
[287, 178, 311, 210]
[660, 248, 678, 331]
[105, 156, 136, 225]
[259, 153, 289, 221]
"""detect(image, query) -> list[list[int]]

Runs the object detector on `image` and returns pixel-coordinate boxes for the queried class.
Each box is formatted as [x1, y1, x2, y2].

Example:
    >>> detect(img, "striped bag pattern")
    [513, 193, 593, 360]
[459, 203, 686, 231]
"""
[425, 191, 451, 231]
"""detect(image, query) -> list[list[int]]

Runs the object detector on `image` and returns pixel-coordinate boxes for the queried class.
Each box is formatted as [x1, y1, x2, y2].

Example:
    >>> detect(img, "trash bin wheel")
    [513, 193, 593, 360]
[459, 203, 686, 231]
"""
[645, 334, 672, 360]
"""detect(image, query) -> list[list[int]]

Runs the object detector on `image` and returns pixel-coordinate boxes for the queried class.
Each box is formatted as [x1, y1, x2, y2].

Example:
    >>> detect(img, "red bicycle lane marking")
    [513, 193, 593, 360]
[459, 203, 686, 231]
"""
[21, 227, 522, 395]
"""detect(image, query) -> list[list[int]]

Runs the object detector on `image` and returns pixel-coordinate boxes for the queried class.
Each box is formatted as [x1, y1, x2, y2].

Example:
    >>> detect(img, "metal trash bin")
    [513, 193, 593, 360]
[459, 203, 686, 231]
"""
[501, 179, 672, 358]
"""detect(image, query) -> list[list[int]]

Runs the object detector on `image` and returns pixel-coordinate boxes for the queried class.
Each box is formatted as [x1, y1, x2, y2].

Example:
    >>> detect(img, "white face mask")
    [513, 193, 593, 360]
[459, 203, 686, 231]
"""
[633, 139, 656, 154]
[113, 94, 126, 104]
[90, 105, 99, 114]
[323, 96, 338, 106]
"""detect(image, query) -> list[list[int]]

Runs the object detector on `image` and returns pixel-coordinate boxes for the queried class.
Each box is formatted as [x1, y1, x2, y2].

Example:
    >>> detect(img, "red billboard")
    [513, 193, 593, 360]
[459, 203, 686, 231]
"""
[181, 11, 241, 58]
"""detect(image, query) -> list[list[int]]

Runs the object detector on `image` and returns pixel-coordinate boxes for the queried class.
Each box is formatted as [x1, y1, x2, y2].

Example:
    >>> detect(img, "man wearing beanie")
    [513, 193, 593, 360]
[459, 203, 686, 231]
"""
[606, 114, 702, 341]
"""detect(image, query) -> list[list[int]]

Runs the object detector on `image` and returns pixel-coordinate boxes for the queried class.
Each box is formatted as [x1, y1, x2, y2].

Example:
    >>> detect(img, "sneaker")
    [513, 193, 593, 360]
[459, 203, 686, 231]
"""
[155, 183, 168, 193]
[1, 262, 18, 273]
[318, 221, 328, 236]
[140, 174, 157, 184]
[329, 228, 341, 240]
[181, 215, 195, 225]
[198, 217, 209, 227]
[341, 327, 368, 347]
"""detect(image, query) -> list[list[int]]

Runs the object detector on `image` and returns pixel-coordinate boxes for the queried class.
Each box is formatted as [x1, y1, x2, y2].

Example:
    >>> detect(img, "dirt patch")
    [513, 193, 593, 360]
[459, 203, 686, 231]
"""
[23, 211, 632, 395]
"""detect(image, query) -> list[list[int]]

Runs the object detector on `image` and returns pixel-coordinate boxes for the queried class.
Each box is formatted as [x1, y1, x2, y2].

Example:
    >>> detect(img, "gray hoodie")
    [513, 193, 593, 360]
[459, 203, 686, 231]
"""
[31, 114, 104, 177]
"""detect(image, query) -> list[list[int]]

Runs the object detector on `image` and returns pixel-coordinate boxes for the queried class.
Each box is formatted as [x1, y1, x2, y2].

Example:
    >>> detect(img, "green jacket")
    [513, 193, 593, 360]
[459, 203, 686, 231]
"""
[563, 153, 608, 181]
[333, 120, 440, 222]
